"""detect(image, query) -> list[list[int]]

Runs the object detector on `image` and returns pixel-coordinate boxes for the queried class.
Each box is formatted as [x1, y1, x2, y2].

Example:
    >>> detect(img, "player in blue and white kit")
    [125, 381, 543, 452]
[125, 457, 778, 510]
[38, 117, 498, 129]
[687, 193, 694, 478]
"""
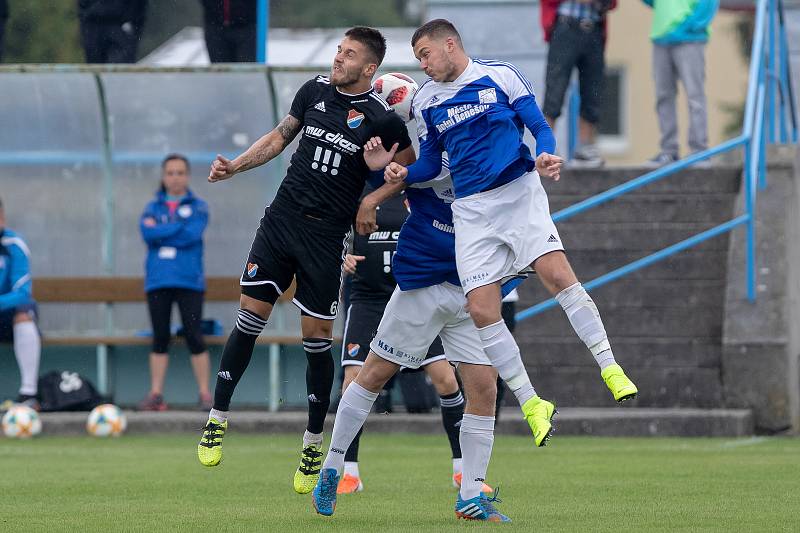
[313, 144, 516, 522]
[385, 20, 638, 439]
[0, 198, 41, 409]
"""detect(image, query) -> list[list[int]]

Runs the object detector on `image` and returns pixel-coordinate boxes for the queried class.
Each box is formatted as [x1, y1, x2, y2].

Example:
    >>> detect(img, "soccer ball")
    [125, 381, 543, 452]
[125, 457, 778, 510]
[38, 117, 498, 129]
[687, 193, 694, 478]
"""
[373, 72, 419, 123]
[86, 404, 127, 437]
[2, 405, 42, 438]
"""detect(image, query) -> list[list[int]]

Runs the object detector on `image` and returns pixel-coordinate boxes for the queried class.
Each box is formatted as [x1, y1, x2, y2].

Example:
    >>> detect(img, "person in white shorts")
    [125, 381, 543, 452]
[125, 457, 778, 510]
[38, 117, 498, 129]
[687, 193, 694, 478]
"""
[385, 19, 639, 435]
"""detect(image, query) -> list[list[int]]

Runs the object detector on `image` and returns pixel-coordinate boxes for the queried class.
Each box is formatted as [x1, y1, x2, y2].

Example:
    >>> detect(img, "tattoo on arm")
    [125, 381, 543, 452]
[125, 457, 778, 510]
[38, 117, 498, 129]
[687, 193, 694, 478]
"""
[277, 115, 302, 144]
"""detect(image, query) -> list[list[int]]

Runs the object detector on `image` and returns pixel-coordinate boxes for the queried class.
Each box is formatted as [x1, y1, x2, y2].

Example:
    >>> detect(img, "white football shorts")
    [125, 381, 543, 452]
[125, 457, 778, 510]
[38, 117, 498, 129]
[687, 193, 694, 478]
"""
[452, 170, 565, 295]
[369, 282, 491, 369]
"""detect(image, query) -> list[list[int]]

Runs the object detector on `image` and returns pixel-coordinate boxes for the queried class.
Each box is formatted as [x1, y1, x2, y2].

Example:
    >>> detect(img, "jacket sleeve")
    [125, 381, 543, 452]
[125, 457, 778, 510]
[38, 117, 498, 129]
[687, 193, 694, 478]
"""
[158, 203, 209, 249]
[683, 0, 719, 32]
[0, 241, 33, 312]
[140, 202, 183, 245]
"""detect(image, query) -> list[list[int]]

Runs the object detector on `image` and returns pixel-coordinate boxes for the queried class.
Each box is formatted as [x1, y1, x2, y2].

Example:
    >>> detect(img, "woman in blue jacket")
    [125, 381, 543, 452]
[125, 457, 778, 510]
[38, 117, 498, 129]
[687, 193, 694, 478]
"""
[139, 154, 210, 411]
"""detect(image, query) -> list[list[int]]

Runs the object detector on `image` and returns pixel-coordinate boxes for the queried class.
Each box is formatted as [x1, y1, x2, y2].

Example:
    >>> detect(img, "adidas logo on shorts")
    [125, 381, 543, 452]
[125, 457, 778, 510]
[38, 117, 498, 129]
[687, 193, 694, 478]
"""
[547, 234, 559, 243]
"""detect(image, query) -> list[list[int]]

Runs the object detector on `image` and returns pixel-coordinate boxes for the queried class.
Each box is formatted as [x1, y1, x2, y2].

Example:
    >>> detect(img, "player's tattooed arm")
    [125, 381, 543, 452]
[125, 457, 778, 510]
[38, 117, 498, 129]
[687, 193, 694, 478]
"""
[209, 115, 302, 182]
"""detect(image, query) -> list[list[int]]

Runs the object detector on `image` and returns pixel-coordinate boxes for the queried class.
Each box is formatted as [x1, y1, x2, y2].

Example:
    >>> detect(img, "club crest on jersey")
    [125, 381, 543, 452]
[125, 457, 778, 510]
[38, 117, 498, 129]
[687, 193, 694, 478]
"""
[346, 109, 365, 129]
[347, 343, 360, 357]
[246, 262, 258, 278]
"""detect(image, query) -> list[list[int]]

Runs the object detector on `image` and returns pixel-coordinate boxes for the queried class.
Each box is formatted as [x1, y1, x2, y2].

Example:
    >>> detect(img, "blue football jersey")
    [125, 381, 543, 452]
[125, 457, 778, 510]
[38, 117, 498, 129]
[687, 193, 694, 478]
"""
[392, 156, 460, 291]
[0, 228, 34, 311]
[405, 58, 556, 198]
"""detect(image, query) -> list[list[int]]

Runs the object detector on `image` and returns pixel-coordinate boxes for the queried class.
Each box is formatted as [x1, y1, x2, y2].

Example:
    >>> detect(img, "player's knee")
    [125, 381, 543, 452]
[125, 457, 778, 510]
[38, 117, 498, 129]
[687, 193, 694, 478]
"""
[301, 316, 334, 339]
[427, 365, 458, 394]
[239, 294, 272, 320]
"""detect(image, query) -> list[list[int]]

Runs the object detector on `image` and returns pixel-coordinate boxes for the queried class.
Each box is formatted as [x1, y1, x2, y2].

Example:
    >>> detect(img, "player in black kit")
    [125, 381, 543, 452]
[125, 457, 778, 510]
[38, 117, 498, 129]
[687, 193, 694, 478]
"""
[336, 187, 490, 495]
[197, 27, 415, 495]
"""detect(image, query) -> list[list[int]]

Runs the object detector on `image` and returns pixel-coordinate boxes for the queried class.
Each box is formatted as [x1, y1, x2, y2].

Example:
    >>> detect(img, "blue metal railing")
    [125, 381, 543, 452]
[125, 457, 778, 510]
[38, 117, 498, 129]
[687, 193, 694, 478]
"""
[518, 0, 797, 323]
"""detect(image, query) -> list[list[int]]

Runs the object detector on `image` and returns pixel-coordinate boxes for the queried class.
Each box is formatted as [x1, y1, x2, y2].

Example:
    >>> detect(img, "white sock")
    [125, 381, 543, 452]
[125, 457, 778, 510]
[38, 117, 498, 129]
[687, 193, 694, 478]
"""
[555, 283, 617, 370]
[209, 408, 228, 422]
[322, 382, 378, 476]
[459, 414, 495, 500]
[477, 321, 537, 405]
[452, 457, 463, 475]
[344, 461, 360, 478]
[13, 321, 40, 396]
[303, 430, 323, 447]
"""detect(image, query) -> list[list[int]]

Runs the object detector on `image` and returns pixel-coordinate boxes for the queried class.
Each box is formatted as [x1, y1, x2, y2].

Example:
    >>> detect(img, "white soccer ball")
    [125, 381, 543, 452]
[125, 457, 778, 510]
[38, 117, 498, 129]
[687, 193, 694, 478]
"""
[2, 405, 42, 438]
[86, 403, 127, 437]
[373, 72, 419, 123]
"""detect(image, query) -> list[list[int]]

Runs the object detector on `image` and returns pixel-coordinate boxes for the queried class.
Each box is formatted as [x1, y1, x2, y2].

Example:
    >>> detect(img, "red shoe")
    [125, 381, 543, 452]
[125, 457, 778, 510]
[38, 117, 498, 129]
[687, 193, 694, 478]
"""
[336, 473, 363, 494]
[138, 393, 168, 411]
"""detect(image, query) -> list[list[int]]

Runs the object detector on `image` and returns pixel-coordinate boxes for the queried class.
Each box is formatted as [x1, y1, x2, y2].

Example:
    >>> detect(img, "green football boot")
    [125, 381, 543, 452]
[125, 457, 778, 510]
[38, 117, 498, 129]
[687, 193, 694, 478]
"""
[197, 417, 227, 467]
[601, 364, 638, 403]
[294, 443, 323, 494]
[520, 396, 556, 447]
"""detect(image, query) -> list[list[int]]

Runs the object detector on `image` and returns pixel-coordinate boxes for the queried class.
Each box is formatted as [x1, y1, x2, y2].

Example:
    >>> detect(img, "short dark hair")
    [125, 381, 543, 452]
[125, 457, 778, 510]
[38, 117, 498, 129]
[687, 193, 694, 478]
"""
[344, 26, 386, 66]
[161, 153, 190, 171]
[411, 19, 462, 48]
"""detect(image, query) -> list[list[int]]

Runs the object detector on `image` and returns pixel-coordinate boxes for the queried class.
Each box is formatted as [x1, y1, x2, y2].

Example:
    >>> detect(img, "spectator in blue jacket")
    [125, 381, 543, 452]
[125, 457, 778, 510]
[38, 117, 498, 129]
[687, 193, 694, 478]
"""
[139, 154, 211, 411]
[642, 0, 719, 167]
[0, 197, 41, 409]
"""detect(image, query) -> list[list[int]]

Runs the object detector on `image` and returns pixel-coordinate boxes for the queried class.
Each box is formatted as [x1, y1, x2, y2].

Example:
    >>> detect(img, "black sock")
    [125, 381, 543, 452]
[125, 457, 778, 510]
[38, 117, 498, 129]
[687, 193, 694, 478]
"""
[212, 309, 266, 411]
[345, 428, 363, 462]
[304, 337, 334, 434]
[440, 390, 465, 459]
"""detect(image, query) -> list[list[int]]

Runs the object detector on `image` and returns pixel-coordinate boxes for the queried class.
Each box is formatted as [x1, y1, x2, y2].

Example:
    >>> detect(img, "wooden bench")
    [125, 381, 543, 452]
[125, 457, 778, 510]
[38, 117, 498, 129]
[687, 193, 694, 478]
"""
[31, 276, 307, 410]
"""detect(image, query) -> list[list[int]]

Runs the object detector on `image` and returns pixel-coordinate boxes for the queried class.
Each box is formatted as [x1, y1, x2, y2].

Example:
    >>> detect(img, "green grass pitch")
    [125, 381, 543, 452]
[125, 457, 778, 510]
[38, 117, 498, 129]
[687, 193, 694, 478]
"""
[2, 433, 798, 532]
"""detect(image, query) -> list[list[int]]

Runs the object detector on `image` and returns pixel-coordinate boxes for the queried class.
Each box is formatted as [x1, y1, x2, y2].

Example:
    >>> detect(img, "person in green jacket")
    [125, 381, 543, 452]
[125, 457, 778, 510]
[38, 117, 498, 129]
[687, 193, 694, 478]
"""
[642, 0, 719, 167]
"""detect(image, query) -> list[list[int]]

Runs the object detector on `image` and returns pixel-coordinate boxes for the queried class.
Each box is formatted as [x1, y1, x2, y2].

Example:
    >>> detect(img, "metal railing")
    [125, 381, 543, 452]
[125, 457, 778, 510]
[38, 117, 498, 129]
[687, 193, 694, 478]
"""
[517, 0, 798, 322]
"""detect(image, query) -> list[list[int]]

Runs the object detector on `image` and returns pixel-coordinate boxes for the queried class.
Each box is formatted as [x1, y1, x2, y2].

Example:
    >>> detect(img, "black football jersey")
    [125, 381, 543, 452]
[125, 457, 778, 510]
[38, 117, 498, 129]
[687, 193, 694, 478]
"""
[270, 76, 412, 231]
[349, 188, 409, 303]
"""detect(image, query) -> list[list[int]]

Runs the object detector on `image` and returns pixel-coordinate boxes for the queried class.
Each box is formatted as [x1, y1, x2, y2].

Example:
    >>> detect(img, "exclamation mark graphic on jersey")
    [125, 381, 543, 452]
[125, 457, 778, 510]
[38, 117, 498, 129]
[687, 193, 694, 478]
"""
[311, 146, 323, 170]
[383, 251, 392, 273]
[331, 153, 341, 175]
[321, 149, 332, 172]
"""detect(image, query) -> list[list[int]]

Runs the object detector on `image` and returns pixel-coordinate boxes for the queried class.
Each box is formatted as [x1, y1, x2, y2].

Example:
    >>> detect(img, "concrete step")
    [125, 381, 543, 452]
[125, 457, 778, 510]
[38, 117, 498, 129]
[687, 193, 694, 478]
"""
[548, 193, 737, 224]
[513, 305, 722, 338]
[517, 279, 726, 309]
[544, 166, 741, 196]
[515, 336, 721, 369]
[522, 365, 724, 408]
[33, 408, 754, 437]
[556, 222, 732, 251]
[561, 249, 728, 280]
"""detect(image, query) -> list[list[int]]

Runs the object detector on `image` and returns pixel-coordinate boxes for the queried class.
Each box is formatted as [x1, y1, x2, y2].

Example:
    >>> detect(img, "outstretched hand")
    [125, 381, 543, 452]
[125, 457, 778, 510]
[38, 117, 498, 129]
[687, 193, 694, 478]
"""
[363, 136, 399, 171]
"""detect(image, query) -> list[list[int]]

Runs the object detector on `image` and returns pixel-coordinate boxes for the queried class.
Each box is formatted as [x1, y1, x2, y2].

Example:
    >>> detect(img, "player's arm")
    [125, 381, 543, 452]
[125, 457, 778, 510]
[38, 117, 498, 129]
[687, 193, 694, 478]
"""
[358, 136, 416, 235]
[508, 74, 563, 181]
[208, 114, 302, 183]
[140, 203, 183, 244]
[0, 242, 33, 311]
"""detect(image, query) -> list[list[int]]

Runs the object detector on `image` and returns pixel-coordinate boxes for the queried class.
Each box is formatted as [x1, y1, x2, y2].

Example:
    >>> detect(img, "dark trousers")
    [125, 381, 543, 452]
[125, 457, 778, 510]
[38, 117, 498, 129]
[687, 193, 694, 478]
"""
[146, 288, 207, 355]
[80, 21, 140, 63]
[543, 16, 605, 124]
[204, 23, 256, 62]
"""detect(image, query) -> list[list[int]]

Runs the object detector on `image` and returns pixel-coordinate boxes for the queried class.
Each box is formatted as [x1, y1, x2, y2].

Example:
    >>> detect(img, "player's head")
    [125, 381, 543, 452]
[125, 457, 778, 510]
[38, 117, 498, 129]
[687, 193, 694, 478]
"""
[331, 27, 386, 89]
[411, 19, 467, 83]
[160, 153, 190, 196]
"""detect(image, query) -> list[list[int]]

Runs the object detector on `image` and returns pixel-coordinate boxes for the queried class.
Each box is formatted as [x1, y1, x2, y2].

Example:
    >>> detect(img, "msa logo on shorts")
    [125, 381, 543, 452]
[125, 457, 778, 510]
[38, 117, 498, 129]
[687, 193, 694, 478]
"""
[347, 343, 360, 357]
[461, 271, 489, 286]
[246, 262, 258, 278]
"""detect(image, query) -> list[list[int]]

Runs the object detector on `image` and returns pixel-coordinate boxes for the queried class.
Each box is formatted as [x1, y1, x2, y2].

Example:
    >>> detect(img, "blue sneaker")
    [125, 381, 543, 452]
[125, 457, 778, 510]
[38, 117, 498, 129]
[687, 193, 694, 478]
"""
[455, 488, 511, 522]
[312, 468, 339, 516]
